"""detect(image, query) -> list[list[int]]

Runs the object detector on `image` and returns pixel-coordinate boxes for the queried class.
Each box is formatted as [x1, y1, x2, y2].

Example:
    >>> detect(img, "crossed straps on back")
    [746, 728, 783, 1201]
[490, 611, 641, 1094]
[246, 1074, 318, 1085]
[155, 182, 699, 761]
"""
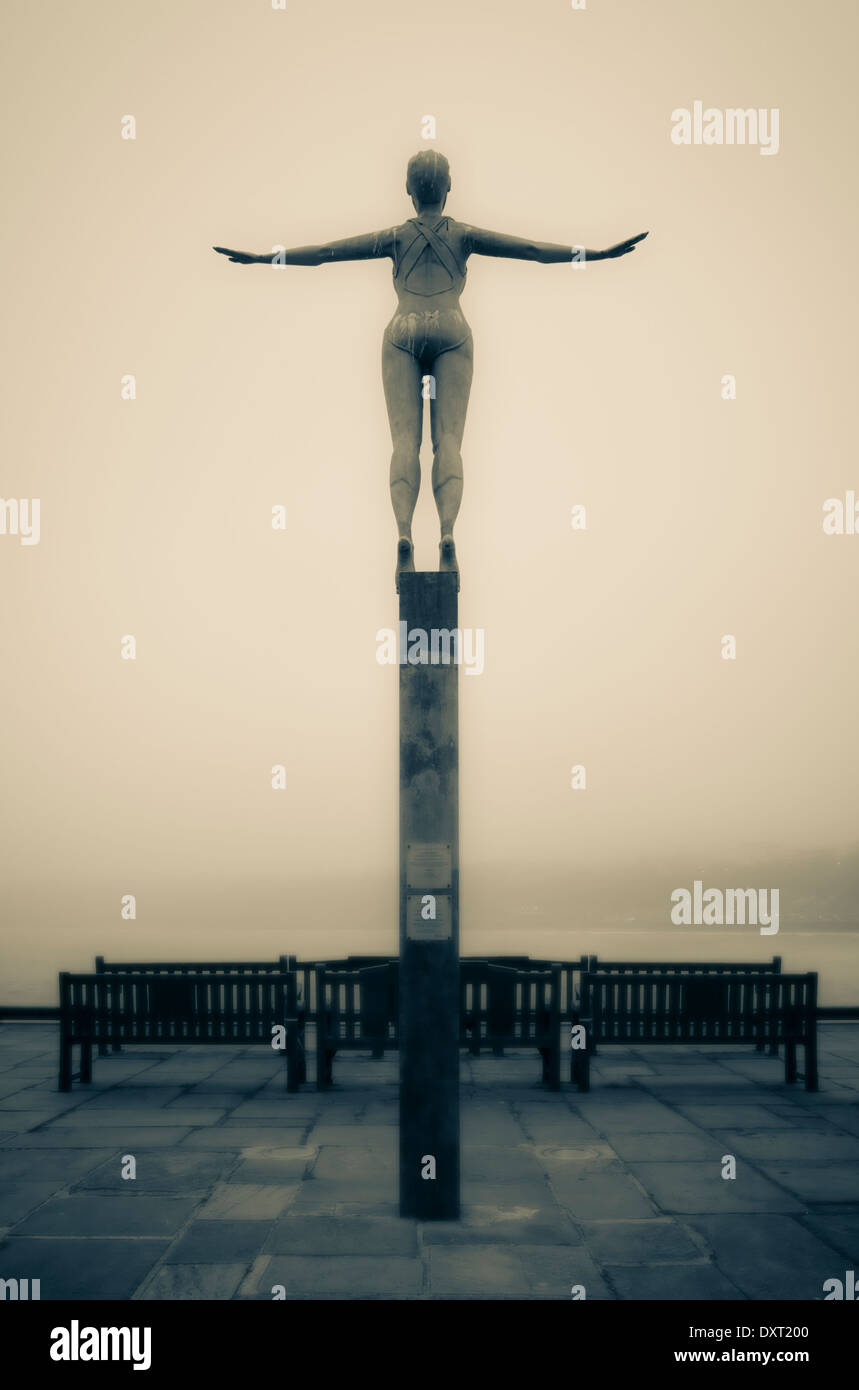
[397, 217, 466, 286]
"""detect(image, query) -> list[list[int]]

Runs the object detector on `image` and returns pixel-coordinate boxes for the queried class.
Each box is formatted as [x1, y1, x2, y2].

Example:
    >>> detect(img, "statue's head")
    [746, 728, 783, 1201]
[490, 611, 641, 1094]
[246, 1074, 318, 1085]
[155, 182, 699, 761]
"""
[406, 150, 451, 211]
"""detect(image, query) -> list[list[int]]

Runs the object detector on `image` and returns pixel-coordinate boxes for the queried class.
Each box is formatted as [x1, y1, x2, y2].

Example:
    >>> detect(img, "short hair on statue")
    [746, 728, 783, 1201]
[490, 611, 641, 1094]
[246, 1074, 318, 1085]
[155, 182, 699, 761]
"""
[406, 150, 451, 206]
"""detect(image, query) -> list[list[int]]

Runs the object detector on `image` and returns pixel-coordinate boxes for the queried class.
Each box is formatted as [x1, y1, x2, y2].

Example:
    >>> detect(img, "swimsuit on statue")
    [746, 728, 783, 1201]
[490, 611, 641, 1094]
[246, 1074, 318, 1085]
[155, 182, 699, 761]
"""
[385, 217, 472, 365]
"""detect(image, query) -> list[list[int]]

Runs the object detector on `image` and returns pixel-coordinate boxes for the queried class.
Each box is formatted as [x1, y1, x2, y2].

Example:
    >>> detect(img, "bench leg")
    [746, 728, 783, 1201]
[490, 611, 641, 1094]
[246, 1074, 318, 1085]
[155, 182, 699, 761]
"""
[547, 1038, 561, 1092]
[59, 1037, 73, 1092]
[804, 1032, 819, 1093]
[285, 1021, 299, 1093]
[574, 1051, 590, 1093]
[80, 1040, 93, 1084]
[316, 1046, 334, 1091]
[784, 1039, 797, 1084]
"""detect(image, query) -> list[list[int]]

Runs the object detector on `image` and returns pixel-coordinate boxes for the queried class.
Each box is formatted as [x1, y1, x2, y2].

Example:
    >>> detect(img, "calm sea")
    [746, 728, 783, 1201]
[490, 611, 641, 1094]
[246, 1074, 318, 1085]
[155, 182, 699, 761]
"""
[2, 921, 856, 1008]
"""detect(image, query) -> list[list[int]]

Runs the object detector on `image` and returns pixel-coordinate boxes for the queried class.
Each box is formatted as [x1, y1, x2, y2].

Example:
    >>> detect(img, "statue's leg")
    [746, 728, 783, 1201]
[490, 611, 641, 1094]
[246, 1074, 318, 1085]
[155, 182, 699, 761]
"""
[382, 338, 423, 587]
[430, 338, 473, 581]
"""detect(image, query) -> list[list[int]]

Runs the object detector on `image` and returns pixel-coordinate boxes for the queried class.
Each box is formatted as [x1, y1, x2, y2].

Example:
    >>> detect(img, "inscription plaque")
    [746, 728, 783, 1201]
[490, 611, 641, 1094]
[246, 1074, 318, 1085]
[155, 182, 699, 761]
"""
[405, 842, 452, 891]
[406, 893, 452, 941]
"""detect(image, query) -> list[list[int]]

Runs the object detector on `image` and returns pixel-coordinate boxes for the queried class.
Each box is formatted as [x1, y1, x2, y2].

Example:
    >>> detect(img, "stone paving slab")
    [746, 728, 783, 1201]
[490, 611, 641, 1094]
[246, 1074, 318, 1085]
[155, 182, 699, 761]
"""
[72, 1151, 235, 1193]
[712, 1129, 859, 1162]
[0, 1114, 61, 1134]
[461, 1179, 556, 1208]
[167, 1092, 247, 1109]
[0, 1235, 169, 1299]
[571, 1100, 703, 1135]
[164, 1219, 273, 1264]
[464, 1143, 553, 1181]
[757, 1164, 859, 1205]
[516, 1244, 614, 1299]
[802, 1106, 859, 1136]
[425, 1244, 530, 1298]
[179, 1127, 304, 1149]
[227, 1100, 321, 1121]
[461, 1107, 529, 1145]
[0, 1078, 41, 1099]
[289, 1177, 395, 1211]
[306, 1124, 397, 1148]
[13, 1193, 199, 1238]
[265, 1214, 418, 1256]
[359, 1103, 399, 1124]
[0, 1126, 193, 1148]
[800, 1213, 859, 1263]
[626, 1161, 805, 1214]
[549, 1169, 658, 1219]
[606, 1262, 745, 1300]
[199, 1184, 299, 1220]
[0, 1148, 119, 1183]
[84, 1087, 186, 1108]
[687, 1215, 849, 1301]
[605, 1131, 725, 1161]
[579, 1217, 704, 1265]
[50, 1107, 228, 1127]
[0, 1022, 856, 1300]
[513, 1108, 601, 1144]
[0, 1181, 65, 1226]
[421, 1206, 581, 1246]
[263, 1254, 423, 1297]
[313, 1146, 395, 1183]
[226, 1146, 317, 1184]
[674, 1104, 806, 1129]
[0, 1092, 88, 1112]
[135, 1263, 247, 1300]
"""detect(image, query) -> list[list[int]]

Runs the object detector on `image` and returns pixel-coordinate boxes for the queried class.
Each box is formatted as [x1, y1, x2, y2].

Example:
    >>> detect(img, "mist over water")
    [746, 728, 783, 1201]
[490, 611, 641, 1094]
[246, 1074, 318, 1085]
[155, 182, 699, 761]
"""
[4, 862, 856, 1006]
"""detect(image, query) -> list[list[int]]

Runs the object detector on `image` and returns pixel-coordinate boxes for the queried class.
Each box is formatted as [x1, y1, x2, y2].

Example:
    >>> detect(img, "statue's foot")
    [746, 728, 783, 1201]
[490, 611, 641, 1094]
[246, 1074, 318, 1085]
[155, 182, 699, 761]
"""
[439, 535, 460, 590]
[395, 536, 415, 592]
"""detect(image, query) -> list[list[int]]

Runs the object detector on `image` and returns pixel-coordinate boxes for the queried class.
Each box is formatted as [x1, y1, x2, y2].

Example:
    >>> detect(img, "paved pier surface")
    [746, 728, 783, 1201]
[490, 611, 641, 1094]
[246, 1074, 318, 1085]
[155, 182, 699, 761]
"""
[0, 1023, 857, 1300]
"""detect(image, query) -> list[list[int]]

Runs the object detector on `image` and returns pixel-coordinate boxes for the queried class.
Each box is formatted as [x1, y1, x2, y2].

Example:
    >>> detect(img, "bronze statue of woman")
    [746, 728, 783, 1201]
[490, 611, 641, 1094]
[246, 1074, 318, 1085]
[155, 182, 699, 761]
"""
[215, 151, 646, 589]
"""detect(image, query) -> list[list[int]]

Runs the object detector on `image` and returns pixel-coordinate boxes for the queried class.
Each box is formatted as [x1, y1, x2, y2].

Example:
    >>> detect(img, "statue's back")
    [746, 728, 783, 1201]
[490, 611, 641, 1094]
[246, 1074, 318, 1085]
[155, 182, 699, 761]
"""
[392, 216, 469, 300]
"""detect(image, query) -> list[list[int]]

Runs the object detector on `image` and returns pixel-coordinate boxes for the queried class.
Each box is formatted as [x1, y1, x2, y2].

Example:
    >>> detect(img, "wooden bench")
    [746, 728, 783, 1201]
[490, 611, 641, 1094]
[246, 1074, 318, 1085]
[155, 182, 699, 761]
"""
[315, 960, 563, 1090]
[306, 953, 582, 1048]
[59, 970, 302, 1091]
[461, 962, 562, 1089]
[300, 958, 394, 1055]
[93, 957, 299, 1057]
[315, 962, 398, 1088]
[571, 970, 818, 1092]
[466, 957, 585, 1053]
[586, 957, 783, 1054]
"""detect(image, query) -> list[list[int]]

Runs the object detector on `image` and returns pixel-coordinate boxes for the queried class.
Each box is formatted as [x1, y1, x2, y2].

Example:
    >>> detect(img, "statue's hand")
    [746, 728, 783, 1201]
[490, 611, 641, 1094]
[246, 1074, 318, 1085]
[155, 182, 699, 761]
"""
[602, 232, 648, 259]
[213, 246, 256, 264]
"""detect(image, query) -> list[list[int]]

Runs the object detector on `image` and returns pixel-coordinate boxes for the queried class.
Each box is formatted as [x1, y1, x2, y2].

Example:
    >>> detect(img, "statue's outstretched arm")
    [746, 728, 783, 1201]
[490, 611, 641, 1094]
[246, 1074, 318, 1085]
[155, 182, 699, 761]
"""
[213, 229, 395, 267]
[466, 227, 647, 264]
